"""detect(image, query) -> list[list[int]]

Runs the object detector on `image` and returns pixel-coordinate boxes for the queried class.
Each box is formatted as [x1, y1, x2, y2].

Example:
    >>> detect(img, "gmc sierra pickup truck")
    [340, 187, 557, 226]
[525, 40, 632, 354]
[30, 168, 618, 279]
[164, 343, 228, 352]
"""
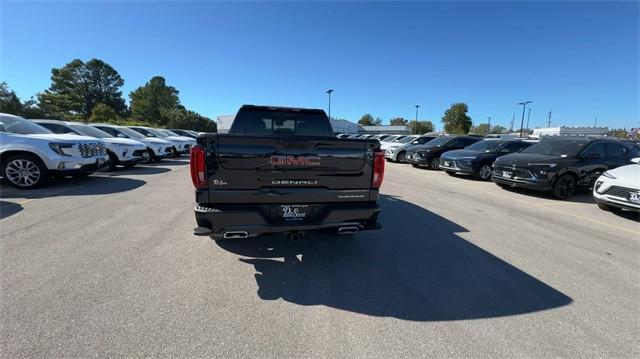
[191, 105, 384, 240]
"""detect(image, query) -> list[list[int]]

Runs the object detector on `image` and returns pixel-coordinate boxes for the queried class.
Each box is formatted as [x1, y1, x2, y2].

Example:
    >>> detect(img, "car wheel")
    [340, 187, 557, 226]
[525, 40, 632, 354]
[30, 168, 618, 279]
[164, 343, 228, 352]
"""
[552, 174, 577, 200]
[597, 202, 612, 211]
[411, 164, 420, 168]
[106, 151, 118, 171]
[171, 147, 179, 157]
[474, 164, 493, 181]
[445, 170, 456, 176]
[396, 151, 406, 162]
[2, 154, 48, 189]
[429, 157, 440, 170]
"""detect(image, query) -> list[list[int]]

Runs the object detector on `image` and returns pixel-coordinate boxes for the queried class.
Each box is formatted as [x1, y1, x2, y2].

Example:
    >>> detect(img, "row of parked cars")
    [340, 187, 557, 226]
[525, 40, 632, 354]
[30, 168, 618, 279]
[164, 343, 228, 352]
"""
[0, 113, 198, 189]
[362, 133, 639, 213]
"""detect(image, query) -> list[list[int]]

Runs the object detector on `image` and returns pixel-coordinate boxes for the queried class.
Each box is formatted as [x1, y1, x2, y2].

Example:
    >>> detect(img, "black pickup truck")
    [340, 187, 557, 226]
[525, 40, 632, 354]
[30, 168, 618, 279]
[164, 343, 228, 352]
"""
[190, 105, 385, 240]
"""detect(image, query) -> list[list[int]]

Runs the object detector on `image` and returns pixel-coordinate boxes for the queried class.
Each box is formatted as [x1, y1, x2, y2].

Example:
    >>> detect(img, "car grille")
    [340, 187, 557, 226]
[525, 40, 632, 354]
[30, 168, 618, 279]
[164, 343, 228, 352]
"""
[604, 186, 637, 198]
[78, 143, 107, 158]
[494, 166, 533, 179]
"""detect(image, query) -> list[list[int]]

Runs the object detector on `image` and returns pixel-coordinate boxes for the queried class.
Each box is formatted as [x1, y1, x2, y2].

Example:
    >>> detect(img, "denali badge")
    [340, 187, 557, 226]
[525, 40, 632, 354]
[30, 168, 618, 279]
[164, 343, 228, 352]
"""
[270, 155, 320, 166]
[272, 179, 319, 185]
[211, 179, 228, 186]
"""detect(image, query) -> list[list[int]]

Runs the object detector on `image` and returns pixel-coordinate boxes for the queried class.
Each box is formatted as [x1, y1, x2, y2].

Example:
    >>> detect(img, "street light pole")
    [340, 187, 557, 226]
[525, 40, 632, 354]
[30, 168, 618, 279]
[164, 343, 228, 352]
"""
[414, 105, 419, 134]
[517, 101, 532, 137]
[526, 107, 531, 130]
[487, 116, 492, 134]
[325, 89, 334, 120]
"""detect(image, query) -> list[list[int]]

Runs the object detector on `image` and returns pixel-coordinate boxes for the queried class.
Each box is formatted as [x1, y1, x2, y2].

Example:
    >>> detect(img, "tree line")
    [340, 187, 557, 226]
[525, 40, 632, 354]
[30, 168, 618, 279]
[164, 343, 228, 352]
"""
[0, 58, 216, 132]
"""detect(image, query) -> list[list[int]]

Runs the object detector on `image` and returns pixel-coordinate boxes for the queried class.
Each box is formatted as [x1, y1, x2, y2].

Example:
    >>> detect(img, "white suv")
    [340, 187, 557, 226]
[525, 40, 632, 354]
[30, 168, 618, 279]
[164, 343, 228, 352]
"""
[0, 113, 108, 189]
[128, 126, 195, 156]
[593, 158, 640, 213]
[90, 124, 174, 162]
[33, 120, 148, 170]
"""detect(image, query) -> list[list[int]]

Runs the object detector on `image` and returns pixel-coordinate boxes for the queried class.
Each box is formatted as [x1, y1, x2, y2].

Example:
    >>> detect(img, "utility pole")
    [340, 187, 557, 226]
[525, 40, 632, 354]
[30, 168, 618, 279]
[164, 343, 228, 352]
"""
[547, 109, 552, 127]
[526, 108, 531, 130]
[594, 117, 598, 127]
[510, 113, 515, 132]
[518, 101, 532, 138]
[414, 105, 419, 134]
[487, 116, 492, 134]
[325, 89, 334, 120]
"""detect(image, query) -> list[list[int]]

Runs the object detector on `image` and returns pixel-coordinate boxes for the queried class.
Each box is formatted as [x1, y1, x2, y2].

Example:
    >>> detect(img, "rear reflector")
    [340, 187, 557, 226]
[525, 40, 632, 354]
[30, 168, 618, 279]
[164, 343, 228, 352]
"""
[190, 145, 207, 188]
[372, 151, 385, 189]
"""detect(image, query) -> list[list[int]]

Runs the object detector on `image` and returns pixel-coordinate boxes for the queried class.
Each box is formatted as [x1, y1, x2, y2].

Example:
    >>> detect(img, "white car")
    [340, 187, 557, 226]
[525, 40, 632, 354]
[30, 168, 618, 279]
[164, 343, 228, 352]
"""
[0, 113, 108, 189]
[33, 120, 148, 170]
[381, 135, 417, 153]
[91, 124, 174, 162]
[593, 158, 640, 212]
[128, 126, 195, 156]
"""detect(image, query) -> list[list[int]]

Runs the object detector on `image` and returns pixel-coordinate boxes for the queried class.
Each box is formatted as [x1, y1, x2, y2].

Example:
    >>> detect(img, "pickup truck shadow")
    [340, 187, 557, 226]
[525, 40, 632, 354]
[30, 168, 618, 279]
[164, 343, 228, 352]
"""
[0, 176, 145, 199]
[217, 195, 572, 321]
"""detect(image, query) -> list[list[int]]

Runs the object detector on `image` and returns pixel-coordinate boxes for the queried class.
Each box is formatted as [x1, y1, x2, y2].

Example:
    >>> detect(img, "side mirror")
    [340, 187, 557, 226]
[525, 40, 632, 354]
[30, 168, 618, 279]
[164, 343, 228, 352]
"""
[631, 157, 640, 164]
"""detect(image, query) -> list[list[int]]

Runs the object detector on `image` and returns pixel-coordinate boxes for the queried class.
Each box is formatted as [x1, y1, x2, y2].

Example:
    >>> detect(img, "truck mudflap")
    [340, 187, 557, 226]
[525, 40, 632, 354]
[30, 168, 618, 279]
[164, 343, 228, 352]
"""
[194, 201, 381, 237]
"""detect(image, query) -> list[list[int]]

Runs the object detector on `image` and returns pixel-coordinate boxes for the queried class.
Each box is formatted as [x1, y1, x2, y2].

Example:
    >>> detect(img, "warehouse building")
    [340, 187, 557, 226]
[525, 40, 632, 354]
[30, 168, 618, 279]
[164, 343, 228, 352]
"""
[531, 126, 609, 138]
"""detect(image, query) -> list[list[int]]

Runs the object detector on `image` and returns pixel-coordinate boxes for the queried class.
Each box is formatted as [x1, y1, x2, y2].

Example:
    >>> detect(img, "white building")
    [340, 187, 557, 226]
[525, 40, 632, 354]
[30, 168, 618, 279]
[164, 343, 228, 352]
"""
[360, 125, 411, 135]
[531, 126, 609, 138]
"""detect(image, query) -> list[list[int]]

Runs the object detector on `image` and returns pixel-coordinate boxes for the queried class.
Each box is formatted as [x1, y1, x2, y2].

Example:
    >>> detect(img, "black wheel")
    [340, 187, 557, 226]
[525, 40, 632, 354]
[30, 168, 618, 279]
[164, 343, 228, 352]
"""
[429, 157, 440, 170]
[445, 170, 456, 176]
[2, 154, 48, 189]
[411, 164, 420, 168]
[597, 202, 611, 211]
[146, 148, 158, 162]
[473, 164, 493, 181]
[552, 174, 577, 200]
[106, 151, 118, 171]
[171, 147, 179, 157]
[396, 151, 406, 162]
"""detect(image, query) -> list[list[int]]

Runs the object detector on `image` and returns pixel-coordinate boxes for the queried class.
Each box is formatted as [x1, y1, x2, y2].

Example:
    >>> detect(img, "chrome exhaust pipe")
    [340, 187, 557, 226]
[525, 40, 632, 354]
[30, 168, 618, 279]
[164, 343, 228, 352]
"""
[223, 231, 249, 239]
[337, 226, 360, 235]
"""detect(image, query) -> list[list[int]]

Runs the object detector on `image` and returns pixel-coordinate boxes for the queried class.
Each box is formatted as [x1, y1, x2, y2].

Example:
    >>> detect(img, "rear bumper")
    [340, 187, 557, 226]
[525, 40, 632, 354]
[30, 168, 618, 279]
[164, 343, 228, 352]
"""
[194, 201, 381, 236]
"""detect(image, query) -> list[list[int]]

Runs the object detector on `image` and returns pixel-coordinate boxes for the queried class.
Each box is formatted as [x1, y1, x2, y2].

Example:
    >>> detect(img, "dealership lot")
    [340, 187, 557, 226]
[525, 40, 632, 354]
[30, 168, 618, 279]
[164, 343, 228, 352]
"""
[1, 160, 638, 357]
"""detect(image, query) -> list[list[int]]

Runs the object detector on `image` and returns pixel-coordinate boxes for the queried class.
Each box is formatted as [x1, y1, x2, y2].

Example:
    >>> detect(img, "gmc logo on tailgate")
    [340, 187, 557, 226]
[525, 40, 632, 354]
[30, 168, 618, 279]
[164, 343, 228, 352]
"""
[270, 155, 321, 166]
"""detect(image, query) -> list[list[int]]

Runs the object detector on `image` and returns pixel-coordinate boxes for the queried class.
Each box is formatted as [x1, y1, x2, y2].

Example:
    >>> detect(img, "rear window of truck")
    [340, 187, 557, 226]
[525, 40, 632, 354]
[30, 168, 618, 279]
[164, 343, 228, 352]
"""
[230, 109, 334, 137]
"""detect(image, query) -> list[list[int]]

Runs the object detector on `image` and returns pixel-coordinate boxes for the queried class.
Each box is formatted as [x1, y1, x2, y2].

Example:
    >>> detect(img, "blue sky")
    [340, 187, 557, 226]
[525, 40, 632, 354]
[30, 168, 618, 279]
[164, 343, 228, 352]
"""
[1, 1, 638, 130]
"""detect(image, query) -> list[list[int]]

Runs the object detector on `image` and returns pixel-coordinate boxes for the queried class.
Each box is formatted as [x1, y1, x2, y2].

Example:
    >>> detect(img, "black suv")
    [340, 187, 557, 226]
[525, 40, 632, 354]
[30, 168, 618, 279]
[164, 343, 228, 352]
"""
[406, 135, 481, 169]
[493, 137, 640, 199]
[440, 139, 535, 180]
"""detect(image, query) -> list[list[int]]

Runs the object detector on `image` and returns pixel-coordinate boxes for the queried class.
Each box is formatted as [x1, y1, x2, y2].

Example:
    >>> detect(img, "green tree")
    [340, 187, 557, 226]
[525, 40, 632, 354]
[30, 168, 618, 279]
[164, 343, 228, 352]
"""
[389, 117, 408, 126]
[607, 129, 628, 139]
[408, 120, 434, 134]
[358, 114, 375, 126]
[471, 123, 490, 136]
[89, 103, 118, 123]
[129, 76, 180, 126]
[442, 103, 472, 134]
[162, 108, 216, 132]
[0, 82, 24, 115]
[490, 125, 507, 134]
[38, 59, 126, 120]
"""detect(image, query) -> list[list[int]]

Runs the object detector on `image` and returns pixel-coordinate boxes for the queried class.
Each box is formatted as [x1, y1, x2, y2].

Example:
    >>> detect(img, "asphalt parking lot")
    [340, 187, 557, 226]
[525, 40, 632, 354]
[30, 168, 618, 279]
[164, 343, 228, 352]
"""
[1, 160, 638, 358]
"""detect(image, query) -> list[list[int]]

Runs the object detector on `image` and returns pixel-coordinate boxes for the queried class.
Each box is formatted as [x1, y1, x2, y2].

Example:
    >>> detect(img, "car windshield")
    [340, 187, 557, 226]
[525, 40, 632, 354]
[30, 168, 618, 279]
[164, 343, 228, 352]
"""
[380, 135, 399, 142]
[68, 124, 111, 138]
[0, 116, 52, 134]
[146, 128, 169, 137]
[118, 127, 146, 139]
[396, 136, 417, 144]
[522, 139, 588, 156]
[425, 136, 453, 147]
[161, 129, 180, 136]
[466, 140, 506, 152]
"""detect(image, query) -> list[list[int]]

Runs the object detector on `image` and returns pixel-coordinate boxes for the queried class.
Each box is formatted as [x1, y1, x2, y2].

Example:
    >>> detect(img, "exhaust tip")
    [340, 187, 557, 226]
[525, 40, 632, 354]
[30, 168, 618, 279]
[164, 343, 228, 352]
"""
[223, 231, 249, 239]
[338, 226, 360, 235]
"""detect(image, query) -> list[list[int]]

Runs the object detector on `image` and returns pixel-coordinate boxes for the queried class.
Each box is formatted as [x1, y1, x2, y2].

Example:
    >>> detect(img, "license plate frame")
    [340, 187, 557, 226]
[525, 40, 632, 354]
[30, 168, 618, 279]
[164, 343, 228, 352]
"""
[279, 204, 310, 222]
[629, 192, 640, 204]
[502, 171, 513, 178]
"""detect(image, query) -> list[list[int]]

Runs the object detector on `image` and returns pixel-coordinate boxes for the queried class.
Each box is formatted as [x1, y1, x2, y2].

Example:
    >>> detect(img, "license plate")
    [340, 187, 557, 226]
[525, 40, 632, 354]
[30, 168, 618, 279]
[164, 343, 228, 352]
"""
[502, 171, 513, 178]
[444, 161, 451, 167]
[629, 193, 640, 204]
[280, 204, 310, 221]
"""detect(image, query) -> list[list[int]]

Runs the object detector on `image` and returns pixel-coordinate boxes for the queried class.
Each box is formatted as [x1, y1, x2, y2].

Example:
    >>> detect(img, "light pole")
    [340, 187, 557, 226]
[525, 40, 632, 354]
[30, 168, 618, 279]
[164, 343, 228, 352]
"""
[414, 105, 419, 134]
[325, 89, 334, 120]
[487, 116, 492, 134]
[526, 107, 531, 131]
[518, 101, 532, 137]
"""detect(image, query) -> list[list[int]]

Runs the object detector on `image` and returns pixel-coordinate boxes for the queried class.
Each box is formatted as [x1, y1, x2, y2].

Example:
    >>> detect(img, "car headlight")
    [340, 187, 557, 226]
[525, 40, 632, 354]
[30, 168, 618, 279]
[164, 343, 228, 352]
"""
[595, 180, 605, 193]
[527, 163, 557, 168]
[460, 159, 472, 167]
[602, 171, 616, 179]
[113, 143, 132, 147]
[49, 143, 74, 156]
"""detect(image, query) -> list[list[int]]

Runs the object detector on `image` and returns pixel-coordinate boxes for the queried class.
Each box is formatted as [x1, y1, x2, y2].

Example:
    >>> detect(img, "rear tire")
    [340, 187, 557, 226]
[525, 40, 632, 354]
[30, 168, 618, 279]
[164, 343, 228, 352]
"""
[1, 154, 48, 189]
[552, 174, 577, 200]
[396, 151, 406, 162]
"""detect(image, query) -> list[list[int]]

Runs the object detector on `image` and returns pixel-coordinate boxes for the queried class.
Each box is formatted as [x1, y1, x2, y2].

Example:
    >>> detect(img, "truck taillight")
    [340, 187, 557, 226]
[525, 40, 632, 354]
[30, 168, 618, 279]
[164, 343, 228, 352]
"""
[372, 151, 385, 189]
[190, 145, 206, 188]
